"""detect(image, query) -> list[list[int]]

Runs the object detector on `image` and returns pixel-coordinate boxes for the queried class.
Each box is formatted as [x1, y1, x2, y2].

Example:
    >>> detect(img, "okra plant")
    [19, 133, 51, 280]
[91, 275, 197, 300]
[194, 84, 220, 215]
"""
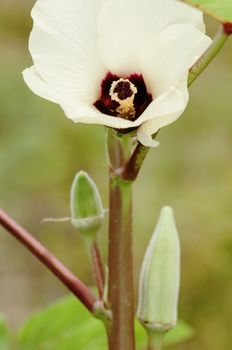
[0, 0, 231, 349]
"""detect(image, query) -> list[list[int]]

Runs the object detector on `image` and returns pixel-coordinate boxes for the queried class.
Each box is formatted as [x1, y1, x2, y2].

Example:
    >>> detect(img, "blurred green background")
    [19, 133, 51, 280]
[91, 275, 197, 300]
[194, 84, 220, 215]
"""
[0, 0, 232, 349]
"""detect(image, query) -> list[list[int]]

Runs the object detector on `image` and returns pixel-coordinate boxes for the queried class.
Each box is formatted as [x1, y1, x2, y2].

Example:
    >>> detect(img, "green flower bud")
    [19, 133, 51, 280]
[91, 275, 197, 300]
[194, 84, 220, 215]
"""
[70, 171, 104, 235]
[137, 206, 180, 332]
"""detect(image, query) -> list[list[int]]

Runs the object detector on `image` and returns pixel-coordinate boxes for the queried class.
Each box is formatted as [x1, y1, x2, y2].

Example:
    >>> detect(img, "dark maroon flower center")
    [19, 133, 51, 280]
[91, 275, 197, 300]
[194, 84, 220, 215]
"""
[94, 72, 152, 122]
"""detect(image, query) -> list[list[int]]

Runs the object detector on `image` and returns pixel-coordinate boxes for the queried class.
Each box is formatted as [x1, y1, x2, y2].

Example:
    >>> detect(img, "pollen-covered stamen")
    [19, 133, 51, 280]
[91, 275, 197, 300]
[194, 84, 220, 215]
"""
[109, 78, 138, 119]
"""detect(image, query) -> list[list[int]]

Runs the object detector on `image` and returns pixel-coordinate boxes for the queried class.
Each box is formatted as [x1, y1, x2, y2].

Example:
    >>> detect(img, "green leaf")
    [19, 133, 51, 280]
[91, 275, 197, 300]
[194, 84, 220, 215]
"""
[18, 296, 107, 350]
[0, 315, 11, 350]
[18, 295, 194, 350]
[182, 0, 232, 23]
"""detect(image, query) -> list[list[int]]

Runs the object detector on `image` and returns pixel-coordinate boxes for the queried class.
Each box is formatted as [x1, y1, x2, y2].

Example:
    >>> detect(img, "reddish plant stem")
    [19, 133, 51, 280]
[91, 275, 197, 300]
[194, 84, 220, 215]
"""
[90, 241, 105, 300]
[122, 141, 149, 181]
[108, 173, 135, 350]
[106, 130, 139, 350]
[0, 208, 96, 313]
[122, 132, 160, 182]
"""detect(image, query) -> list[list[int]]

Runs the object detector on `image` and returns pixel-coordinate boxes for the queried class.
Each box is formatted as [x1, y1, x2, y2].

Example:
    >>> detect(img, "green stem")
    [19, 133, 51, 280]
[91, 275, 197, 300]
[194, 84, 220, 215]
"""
[147, 330, 165, 350]
[188, 25, 229, 87]
[107, 130, 135, 350]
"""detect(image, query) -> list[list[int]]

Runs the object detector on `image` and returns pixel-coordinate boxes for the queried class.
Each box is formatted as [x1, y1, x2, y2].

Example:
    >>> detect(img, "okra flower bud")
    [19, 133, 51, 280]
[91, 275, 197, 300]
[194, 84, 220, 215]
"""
[70, 171, 104, 236]
[137, 206, 180, 332]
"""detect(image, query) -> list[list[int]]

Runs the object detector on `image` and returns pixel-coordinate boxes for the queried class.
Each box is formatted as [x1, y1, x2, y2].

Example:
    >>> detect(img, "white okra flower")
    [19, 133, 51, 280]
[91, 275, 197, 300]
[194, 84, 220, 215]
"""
[23, 0, 211, 147]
